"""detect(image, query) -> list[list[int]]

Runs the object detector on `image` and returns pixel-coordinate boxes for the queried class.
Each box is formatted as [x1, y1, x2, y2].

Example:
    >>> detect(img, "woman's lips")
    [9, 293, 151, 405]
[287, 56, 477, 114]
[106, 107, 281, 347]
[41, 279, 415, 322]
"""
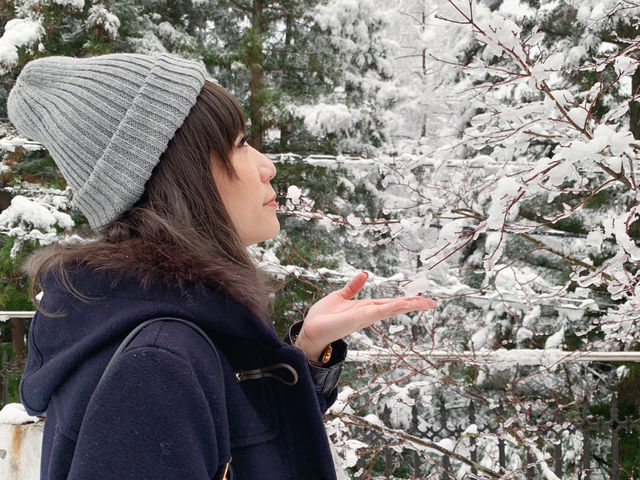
[264, 194, 278, 207]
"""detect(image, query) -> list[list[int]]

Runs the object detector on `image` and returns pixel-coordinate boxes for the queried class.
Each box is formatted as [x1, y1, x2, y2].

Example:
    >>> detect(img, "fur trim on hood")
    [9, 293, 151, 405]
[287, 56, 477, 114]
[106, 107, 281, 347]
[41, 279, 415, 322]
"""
[26, 238, 271, 319]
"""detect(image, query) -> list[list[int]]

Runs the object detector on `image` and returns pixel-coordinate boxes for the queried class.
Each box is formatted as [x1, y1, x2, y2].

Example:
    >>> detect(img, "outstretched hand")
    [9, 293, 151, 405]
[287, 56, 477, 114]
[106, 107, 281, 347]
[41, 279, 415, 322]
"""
[293, 272, 437, 362]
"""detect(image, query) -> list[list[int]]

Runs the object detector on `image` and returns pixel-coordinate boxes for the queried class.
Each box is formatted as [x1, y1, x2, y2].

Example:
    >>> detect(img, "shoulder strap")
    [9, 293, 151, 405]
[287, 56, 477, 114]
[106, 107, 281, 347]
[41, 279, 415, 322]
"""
[97, 316, 221, 389]
[96, 316, 232, 480]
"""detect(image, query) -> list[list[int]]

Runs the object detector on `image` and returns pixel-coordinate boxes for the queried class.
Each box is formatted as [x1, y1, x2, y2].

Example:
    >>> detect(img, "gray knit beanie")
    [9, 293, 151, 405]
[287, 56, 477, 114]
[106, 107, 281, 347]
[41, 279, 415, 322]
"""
[7, 53, 207, 229]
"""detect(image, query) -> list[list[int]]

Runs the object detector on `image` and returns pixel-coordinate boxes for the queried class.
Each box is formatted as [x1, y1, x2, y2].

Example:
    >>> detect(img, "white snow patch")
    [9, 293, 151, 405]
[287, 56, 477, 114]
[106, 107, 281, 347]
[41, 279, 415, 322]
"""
[0, 18, 44, 74]
[0, 136, 44, 152]
[53, 0, 84, 9]
[585, 227, 604, 248]
[346, 213, 362, 228]
[363, 414, 384, 427]
[0, 403, 41, 425]
[402, 273, 430, 297]
[0, 195, 74, 232]
[498, 0, 535, 17]
[614, 56, 639, 78]
[344, 439, 368, 467]
[486, 177, 521, 229]
[567, 107, 588, 127]
[463, 424, 478, 435]
[298, 103, 354, 135]
[545, 325, 565, 349]
[389, 324, 405, 334]
[86, 4, 121, 40]
[286, 185, 302, 205]
[437, 438, 455, 451]
[130, 32, 167, 54]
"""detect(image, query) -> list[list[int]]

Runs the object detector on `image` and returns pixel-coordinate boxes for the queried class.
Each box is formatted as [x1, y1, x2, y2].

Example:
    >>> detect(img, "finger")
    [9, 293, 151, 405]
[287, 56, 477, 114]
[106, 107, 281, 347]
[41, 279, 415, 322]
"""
[405, 296, 438, 309]
[335, 271, 369, 300]
[354, 298, 437, 328]
[353, 302, 406, 328]
[388, 297, 437, 315]
[370, 296, 437, 308]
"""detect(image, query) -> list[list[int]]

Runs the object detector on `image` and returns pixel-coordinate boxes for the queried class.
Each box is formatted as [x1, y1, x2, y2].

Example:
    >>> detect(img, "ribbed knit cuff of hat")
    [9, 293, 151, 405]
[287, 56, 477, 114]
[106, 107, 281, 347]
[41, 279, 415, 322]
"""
[8, 53, 207, 229]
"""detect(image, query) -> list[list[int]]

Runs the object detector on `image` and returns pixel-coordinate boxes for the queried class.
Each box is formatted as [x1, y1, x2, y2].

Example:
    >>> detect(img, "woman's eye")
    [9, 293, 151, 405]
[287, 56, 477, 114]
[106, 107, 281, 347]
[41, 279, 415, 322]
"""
[239, 132, 251, 147]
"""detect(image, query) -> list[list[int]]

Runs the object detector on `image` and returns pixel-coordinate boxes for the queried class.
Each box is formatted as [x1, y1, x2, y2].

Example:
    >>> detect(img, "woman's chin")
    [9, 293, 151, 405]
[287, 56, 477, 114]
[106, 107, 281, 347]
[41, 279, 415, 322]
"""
[243, 222, 281, 246]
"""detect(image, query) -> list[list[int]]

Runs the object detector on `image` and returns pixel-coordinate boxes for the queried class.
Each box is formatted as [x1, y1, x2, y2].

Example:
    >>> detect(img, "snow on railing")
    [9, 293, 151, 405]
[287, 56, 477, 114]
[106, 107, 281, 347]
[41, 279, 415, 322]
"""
[267, 152, 606, 176]
[346, 348, 640, 364]
[0, 311, 34, 320]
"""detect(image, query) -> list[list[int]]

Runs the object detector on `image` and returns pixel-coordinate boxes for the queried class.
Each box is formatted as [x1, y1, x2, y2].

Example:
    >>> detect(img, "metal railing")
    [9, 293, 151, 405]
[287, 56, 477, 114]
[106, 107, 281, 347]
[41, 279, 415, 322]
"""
[347, 349, 640, 364]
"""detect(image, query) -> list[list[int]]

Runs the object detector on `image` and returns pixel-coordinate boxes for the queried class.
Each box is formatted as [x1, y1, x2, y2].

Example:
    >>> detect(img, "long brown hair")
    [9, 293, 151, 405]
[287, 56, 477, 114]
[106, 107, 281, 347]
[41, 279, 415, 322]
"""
[26, 81, 273, 319]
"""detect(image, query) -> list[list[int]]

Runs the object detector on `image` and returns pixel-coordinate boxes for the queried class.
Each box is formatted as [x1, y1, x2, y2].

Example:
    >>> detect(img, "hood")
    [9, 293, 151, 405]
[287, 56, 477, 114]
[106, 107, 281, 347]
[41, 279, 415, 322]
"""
[20, 255, 281, 417]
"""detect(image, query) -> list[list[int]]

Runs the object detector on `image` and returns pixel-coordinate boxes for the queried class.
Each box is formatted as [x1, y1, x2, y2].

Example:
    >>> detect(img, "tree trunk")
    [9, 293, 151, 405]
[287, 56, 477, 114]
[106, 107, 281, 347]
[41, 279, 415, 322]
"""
[250, 68, 264, 151]
[279, 11, 294, 151]
[248, 0, 265, 151]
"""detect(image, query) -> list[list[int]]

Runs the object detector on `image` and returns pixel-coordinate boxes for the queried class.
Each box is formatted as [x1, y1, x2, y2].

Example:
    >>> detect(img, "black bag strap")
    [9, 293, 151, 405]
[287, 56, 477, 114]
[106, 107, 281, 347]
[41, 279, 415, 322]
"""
[97, 316, 221, 388]
[97, 316, 232, 480]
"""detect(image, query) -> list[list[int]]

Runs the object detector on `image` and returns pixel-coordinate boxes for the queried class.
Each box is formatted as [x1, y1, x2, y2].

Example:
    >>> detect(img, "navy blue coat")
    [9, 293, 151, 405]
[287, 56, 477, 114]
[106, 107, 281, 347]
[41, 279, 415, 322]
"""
[20, 265, 346, 479]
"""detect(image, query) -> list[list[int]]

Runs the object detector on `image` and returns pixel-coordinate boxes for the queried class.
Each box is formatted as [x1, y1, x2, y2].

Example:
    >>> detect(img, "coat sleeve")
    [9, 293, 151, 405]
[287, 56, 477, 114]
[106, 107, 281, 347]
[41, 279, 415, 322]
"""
[67, 346, 228, 480]
[284, 321, 347, 413]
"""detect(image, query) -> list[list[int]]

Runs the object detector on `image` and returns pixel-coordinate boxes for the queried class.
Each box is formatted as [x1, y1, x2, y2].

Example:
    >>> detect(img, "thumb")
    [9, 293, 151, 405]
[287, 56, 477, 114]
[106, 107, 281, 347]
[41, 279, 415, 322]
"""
[335, 272, 369, 300]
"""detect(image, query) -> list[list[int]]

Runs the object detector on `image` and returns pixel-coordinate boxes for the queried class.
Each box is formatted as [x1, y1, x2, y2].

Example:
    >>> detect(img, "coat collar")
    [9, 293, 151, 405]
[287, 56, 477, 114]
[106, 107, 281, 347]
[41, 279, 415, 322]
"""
[70, 263, 283, 347]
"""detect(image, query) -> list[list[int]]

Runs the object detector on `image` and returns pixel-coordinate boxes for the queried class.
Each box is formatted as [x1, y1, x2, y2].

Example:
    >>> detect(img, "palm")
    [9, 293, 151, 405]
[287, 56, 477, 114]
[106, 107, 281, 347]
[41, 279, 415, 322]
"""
[294, 272, 437, 361]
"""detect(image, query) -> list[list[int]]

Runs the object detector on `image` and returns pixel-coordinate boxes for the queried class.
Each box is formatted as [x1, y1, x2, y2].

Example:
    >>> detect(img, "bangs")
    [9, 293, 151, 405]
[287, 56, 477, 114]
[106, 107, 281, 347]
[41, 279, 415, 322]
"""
[191, 81, 246, 174]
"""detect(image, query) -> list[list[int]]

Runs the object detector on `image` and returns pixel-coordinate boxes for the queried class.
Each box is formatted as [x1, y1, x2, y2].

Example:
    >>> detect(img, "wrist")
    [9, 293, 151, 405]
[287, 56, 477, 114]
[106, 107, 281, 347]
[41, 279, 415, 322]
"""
[293, 330, 325, 363]
[285, 321, 348, 375]
[286, 321, 332, 364]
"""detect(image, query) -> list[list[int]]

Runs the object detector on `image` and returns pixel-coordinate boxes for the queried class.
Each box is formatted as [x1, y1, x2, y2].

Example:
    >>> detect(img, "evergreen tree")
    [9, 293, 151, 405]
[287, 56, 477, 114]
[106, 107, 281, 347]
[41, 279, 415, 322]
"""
[202, 0, 396, 153]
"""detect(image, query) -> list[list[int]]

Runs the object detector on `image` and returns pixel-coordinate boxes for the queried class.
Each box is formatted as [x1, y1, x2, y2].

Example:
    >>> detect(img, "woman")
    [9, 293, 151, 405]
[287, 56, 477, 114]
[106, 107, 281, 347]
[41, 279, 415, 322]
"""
[7, 53, 436, 480]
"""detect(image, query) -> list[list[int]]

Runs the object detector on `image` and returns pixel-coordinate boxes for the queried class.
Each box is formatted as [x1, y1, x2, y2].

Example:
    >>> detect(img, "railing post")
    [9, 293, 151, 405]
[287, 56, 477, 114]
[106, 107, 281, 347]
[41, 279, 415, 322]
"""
[526, 404, 536, 479]
[498, 400, 506, 470]
[554, 408, 563, 477]
[581, 398, 591, 480]
[469, 399, 477, 477]
[526, 451, 535, 479]
[440, 397, 451, 480]
[611, 393, 619, 480]
[411, 404, 420, 478]
[382, 404, 393, 476]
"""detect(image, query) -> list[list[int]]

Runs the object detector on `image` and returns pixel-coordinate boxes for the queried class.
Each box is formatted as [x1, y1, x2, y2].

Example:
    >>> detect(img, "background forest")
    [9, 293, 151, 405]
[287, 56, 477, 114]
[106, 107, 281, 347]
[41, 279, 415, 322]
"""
[1, 0, 640, 478]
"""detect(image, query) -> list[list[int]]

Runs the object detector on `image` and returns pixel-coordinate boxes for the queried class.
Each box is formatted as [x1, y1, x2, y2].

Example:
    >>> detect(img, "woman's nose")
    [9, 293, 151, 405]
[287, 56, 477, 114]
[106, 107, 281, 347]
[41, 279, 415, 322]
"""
[261, 153, 276, 182]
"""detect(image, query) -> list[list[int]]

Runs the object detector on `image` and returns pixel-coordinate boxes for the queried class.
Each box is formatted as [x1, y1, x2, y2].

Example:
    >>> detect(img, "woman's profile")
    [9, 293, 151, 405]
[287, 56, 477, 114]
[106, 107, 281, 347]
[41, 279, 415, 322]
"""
[7, 53, 436, 479]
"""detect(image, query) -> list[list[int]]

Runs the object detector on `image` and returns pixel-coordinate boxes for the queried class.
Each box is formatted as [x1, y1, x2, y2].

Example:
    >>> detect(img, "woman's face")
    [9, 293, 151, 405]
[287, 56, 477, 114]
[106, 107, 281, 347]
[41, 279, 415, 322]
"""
[212, 135, 280, 246]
